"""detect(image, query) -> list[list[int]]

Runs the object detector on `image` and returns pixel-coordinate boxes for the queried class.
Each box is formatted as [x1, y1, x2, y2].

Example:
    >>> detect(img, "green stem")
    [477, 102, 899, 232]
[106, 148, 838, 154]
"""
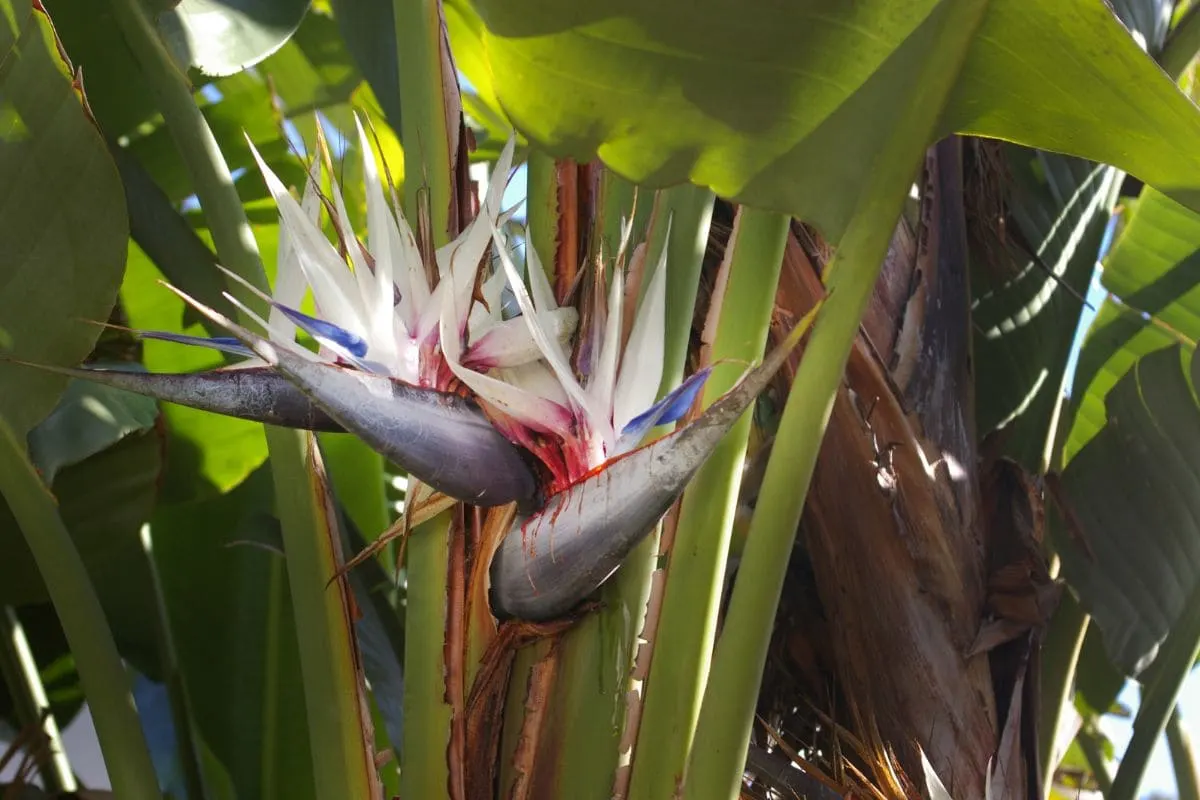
[108, 2, 376, 797]
[1038, 591, 1089, 794]
[0, 420, 158, 798]
[1078, 721, 1115, 796]
[683, 3, 988, 796]
[401, 514, 454, 800]
[0, 606, 76, 793]
[1163, 2, 1200, 81]
[1108, 578, 1200, 800]
[105, 0, 266, 303]
[139, 525, 207, 800]
[657, 186, 716, 392]
[629, 207, 790, 800]
[393, 0, 458, 797]
[396, 0, 453, 241]
[526, 148, 559, 285]
[1168, 707, 1200, 800]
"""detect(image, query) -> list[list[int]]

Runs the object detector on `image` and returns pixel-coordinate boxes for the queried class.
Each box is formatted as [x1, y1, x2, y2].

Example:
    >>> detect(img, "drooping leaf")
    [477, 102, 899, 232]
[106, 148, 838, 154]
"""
[1068, 187, 1200, 461]
[118, 195, 293, 499]
[259, 6, 363, 136]
[0, 429, 163, 672]
[1057, 345, 1200, 676]
[27, 374, 160, 483]
[971, 149, 1119, 468]
[463, 0, 1200, 242]
[328, 0, 401, 128]
[157, 0, 313, 77]
[39, 0, 165, 136]
[150, 466, 315, 800]
[0, 0, 129, 438]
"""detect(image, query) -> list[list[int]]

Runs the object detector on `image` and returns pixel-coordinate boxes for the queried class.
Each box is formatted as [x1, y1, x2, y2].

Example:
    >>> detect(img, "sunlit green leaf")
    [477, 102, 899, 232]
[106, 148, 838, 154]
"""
[464, 0, 1200, 242]
[157, 0, 312, 77]
[1068, 188, 1200, 461]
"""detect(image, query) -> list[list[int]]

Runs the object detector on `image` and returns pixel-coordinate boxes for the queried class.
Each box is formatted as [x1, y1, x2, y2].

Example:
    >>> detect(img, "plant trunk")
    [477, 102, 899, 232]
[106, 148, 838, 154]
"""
[763, 138, 1040, 799]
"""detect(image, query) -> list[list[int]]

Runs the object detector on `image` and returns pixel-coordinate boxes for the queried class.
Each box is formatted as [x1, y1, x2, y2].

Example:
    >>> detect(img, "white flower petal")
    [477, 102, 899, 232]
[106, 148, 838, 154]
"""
[268, 166, 320, 343]
[354, 115, 408, 358]
[246, 138, 367, 342]
[491, 225, 598, 425]
[613, 221, 669, 432]
[588, 265, 623, 443]
[438, 273, 573, 438]
[525, 228, 558, 312]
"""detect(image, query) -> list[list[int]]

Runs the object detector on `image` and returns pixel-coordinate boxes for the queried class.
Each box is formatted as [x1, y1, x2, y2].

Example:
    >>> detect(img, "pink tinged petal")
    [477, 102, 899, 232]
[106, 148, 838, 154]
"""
[494, 361, 571, 408]
[612, 221, 670, 433]
[165, 283, 540, 508]
[465, 307, 578, 370]
[439, 282, 574, 440]
[489, 311, 815, 621]
[246, 138, 367, 338]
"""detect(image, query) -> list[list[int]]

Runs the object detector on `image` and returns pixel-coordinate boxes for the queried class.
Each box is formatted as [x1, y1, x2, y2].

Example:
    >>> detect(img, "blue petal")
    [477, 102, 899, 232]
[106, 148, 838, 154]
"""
[273, 303, 369, 358]
[619, 367, 712, 445]
[140, 331, 255, 358]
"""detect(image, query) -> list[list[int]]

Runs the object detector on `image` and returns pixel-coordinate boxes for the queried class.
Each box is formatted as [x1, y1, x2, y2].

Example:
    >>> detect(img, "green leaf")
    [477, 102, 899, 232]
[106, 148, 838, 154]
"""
[151, 466, 315, 800]
[1068, 188, 1200, 461]
[260, 6, 362, 119]
[27, 374, 160, 483]
[1075, 623, 1128, 717]
[464, 0, 1200, 242]
[40, 0, 164, 136]
[328, 0, 400, 127]
[118, 206, 287, 499]
[0, 0, 129, 438]
[971, 148, 1119, 468]
[124, 71, 293, 206]
[157, 0, 312, 77]
[1057, 345, 1200, 676]
[0, 429, 163, 671]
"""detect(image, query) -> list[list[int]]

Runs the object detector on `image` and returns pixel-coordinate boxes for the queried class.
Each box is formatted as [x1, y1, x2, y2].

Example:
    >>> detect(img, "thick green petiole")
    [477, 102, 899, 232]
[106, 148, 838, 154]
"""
[107, 1, 378, 796]
[629, 206, 790, 800]
[0, 419, 159, 799]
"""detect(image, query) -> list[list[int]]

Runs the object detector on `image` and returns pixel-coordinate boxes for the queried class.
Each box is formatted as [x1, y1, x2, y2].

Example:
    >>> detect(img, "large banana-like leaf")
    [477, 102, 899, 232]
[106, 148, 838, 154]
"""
[931, 0, 1167, 471]
[1068, 188, 1200, 460]
[1057, 346, 1200, 676]
[151, 466, 316, 800]
[461, 0, 1200, 242]
[0, 0, 129, 438]
[971, 148, 1119, 468]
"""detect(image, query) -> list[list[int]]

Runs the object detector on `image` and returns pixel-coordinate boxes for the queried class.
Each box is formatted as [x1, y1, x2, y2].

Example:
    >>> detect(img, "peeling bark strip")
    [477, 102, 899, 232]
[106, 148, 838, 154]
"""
[771, 140, 1010, 799]
[506, 637, 565, 800]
